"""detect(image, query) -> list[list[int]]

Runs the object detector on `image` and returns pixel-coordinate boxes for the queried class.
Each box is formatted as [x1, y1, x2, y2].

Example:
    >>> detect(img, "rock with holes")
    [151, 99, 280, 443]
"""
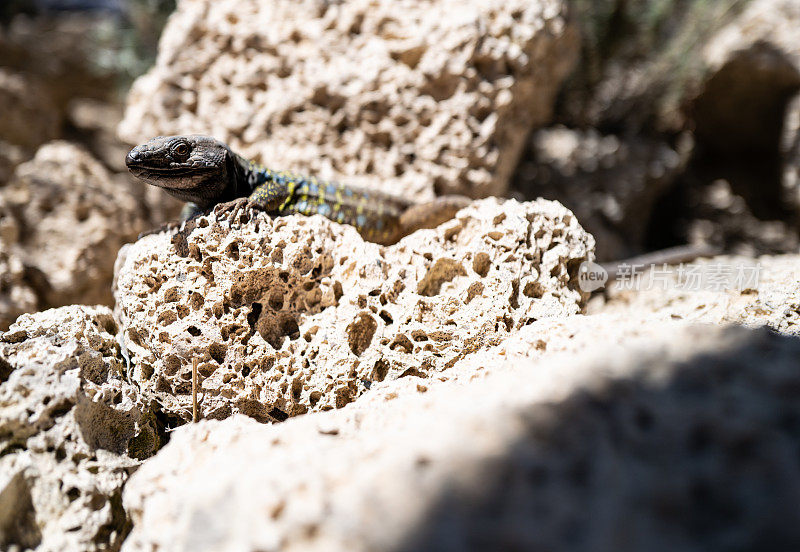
[120, 320, 800, 551]
[118, 0, 579, 200]
[113, 198, 593, 422]
[0, 141, 154, 328]
[0, 305, 158, 552]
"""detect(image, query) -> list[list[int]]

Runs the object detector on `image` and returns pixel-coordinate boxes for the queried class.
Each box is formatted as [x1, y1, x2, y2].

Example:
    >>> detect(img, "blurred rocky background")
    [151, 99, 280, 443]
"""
[0, 0, 180, 331]
[514, 0, 800, 260]
[3, 0, 800, 550]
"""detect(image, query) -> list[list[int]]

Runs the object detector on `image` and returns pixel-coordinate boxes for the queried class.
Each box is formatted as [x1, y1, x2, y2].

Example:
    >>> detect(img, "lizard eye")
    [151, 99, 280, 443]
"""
[171, 142, 190, 158]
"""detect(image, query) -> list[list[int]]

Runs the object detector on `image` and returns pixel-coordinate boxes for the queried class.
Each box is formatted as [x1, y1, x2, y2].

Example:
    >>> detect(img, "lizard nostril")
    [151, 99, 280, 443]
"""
[125, 150, 141, 165]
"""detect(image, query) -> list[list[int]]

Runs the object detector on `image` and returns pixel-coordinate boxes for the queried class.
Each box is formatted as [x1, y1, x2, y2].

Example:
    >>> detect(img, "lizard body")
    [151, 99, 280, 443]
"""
[126, 135, 470, 244]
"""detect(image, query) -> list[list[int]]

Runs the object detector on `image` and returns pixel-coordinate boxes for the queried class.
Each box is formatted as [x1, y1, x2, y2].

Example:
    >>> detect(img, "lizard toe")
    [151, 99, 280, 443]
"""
[213, 198, 248, 222]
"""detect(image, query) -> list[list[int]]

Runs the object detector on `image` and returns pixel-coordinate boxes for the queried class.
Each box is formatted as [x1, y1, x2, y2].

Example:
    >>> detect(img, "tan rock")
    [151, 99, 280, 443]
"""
[118, 0, 578, 199]
[120, 320, 800, 551]
[591, 253, 800, 335]
[113, 198, 593, 421]
[0, 242, 37, 332]
[0, 142, 151, 319]
[0, 305, 158, 552]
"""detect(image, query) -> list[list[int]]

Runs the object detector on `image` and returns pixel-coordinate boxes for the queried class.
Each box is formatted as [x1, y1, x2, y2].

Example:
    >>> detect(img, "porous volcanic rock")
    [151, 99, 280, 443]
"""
[0, 141, 151, 323]
[113, 198, 593, 422]
[118, 0, 579, 200]
[120, 320, 800, 551]
[0, 305, 158, 552]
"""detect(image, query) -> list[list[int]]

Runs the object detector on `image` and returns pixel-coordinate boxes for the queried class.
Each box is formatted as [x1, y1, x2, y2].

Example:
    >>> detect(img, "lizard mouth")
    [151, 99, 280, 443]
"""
[133, 166, 195, 174]
[129, 170, 219, 192]
[127, 165, 217, 183]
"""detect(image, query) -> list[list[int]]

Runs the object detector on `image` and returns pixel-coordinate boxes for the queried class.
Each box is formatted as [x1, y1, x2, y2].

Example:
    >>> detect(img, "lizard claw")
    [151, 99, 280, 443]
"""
[213, 198, 261, 225]
[213, 198, 251, 224]
[213, 197, 245, 218]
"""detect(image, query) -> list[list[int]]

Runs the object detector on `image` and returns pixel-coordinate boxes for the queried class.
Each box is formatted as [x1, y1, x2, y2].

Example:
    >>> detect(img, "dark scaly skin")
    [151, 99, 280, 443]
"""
[125, 135, 470, 245]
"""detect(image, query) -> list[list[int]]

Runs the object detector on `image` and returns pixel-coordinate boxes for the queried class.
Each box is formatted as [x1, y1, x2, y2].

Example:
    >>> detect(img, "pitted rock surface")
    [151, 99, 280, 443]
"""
[0, 305, 157, 552]
[118, 0, 578, 199]
[120, 321, 800, 552]
[114, 198, 593, 421]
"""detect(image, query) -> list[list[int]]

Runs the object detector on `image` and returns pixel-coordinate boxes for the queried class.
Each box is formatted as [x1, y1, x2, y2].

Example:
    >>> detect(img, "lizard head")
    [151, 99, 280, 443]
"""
[126, 135, 240, 208]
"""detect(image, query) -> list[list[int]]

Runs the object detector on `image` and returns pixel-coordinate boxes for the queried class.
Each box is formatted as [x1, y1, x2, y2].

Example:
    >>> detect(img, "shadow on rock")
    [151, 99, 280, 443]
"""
[401, 326, 800, 552]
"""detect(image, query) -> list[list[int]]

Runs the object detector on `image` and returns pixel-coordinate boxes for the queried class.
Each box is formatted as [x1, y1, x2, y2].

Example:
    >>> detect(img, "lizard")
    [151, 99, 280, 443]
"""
[125, 134, 471, 245]
[126, 135, 721, 281]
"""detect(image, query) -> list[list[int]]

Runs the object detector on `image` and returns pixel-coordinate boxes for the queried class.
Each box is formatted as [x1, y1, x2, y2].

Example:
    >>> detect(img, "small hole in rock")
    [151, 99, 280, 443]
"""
[247, 303, 263, 329]
[208, 343, 227, 363]
[269, 407, 289, 421]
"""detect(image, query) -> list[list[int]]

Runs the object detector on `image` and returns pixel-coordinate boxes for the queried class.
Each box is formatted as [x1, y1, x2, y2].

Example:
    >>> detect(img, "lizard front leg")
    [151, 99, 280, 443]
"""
[214, 181, 290, 223]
